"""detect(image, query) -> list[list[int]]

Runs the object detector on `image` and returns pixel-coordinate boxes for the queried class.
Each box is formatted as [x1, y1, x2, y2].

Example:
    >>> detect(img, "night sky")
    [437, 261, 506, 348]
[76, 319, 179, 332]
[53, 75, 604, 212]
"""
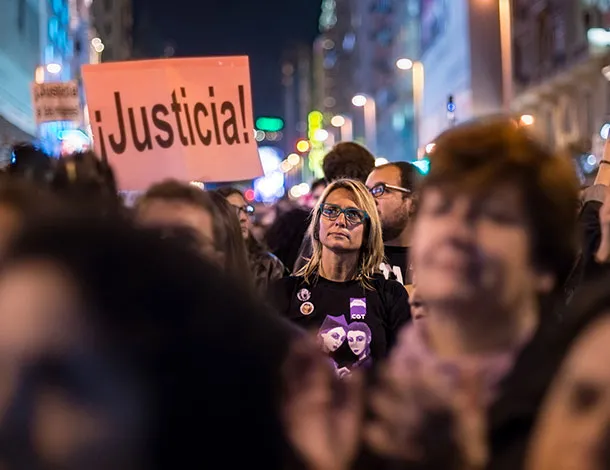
[133, 0, 322, 118]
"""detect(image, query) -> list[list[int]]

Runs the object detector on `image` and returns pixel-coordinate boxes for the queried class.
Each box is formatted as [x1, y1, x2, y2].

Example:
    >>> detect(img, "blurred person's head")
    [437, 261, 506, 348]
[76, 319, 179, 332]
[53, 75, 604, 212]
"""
[265, 206, 311, 269]
[51, 151, 121, 216]
[366, 162, 420, 245]
[322, 142, 376, 183]
[135, 180, 250, 287]
[299, 179, 384, 288]
[216, 187, 254, 240]
[0, 178, 60, 259]
[523, 277, 610, 470]
[0, 217, 293, 470]
[409, 286, 426, 321]
[6, 143, 55, 186]
[412, 117, 578, 326]
[306, 178, 327, 209]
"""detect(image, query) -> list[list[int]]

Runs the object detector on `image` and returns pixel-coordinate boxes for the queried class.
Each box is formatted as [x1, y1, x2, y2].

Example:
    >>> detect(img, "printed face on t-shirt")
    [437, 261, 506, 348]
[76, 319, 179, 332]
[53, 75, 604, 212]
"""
[347, 330, 367, 356]
[321, 326, 347, 352]
[319, 188, 366, 253]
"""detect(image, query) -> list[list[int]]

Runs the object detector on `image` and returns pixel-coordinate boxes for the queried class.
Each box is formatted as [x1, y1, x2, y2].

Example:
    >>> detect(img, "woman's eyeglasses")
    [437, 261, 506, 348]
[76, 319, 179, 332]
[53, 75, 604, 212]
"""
[320, 203, 368, 225]
[233, 204, 255, 216]
[369, 183, 411, 198]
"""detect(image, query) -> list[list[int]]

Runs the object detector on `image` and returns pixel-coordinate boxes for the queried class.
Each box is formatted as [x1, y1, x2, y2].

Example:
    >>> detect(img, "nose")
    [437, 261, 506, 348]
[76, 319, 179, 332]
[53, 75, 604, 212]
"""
[334, 212, 347, 227]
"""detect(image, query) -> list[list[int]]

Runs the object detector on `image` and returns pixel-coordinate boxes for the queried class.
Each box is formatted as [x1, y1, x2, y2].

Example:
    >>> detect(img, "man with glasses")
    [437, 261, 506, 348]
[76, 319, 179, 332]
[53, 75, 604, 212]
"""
[366, 162, 421, 286]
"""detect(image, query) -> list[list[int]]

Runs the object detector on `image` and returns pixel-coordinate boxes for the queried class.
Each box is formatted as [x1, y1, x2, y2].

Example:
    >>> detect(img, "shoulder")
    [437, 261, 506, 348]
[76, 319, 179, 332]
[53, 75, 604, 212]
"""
[372, 274, 409, 299]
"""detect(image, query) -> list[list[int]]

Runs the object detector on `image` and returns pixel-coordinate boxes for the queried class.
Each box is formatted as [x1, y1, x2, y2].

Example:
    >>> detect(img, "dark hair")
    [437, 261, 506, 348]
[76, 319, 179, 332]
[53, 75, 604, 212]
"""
[216, 186, 244, 200]
[215, 186, 268, 257]
[136, 180, 252, 289]
[311, 178, 327, 193]
[0, 217, 294, 469]
[422, 116, 579, 285]
[206, 191, 253, 287]
[137, 179, 210, 209]
[322, 142, 376, 183]
[6, 143, 55, 185]
[376, 162, 421, 193]
[51, 151, 121, 216]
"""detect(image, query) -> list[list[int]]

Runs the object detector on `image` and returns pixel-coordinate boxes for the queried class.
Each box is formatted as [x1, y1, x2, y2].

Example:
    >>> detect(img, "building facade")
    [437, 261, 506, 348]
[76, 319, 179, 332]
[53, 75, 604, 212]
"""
[417, 0, 505, 146]
[0, 0, 43, 159]
[91, 0, 133, 62]
[511, 0, 610, 163]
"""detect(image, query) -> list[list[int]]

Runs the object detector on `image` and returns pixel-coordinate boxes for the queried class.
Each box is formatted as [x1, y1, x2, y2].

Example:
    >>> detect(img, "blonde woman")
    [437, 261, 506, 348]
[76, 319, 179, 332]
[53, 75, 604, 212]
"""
[271, 179, 411, 376]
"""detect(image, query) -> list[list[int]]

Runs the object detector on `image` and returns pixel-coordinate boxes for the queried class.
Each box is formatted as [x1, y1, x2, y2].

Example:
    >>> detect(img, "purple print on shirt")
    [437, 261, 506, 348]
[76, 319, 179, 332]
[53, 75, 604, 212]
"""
[349, 298, 367, 320]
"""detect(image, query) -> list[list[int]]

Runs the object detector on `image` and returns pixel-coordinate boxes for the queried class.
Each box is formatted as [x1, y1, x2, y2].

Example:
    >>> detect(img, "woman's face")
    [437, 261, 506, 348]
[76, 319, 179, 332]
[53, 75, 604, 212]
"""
[0, 261, 142, 470]
[225, 193, 250, 240]
[321, 327, 346, 352]
[411, 184, 551, 312]
[527, 315, 610, 470]
[347, 330, 368, 356]
[319, 189, 366, 254]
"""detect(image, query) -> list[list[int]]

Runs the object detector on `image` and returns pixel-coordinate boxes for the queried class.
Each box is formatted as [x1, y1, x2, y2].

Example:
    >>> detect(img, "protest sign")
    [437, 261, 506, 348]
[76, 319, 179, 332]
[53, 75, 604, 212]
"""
[82, 57, 262, 190]
[31, 81, 81, 124]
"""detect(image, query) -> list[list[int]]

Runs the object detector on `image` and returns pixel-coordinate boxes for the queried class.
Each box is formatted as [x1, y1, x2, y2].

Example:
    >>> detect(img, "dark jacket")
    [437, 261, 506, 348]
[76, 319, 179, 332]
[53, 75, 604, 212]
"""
[250, 250, 288, 296]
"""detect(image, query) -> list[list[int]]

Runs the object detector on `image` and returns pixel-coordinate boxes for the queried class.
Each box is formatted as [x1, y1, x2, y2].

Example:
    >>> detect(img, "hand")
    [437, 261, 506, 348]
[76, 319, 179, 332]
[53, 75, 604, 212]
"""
[365, 363, 487, 470]
[282, 337, 364, 470]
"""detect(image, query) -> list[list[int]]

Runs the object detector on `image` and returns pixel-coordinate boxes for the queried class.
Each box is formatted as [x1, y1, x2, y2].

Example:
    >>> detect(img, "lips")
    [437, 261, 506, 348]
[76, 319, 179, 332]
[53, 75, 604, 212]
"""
[329, 232, 350, 240]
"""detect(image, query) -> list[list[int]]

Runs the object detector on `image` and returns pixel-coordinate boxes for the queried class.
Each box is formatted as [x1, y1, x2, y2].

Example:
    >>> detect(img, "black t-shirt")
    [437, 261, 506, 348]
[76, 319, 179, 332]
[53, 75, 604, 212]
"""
[271, 275, 411, 376]
[380, 245, 412, 285]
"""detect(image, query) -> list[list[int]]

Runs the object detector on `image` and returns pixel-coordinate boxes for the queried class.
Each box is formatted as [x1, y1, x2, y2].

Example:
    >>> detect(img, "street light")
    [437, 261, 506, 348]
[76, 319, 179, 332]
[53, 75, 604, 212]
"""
[352, 94, 368, 107]
[352, 94, 377, 152]
[46, 63, 62, 74]
[519, 114, 534, 126]
[396, 58, 425, 152]
[396, 58, 414, 70]
[331, 115, 353, 141]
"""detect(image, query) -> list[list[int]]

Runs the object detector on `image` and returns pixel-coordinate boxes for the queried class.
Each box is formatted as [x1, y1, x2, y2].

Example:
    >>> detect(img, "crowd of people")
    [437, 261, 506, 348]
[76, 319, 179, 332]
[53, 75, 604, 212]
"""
[0, 114, 608, 469]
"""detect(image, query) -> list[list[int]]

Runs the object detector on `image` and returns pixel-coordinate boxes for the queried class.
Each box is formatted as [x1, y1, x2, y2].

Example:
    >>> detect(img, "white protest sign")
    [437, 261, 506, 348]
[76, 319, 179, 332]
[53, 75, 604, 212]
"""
[82, 57, 263, 190]
[31, 81, 81, 124]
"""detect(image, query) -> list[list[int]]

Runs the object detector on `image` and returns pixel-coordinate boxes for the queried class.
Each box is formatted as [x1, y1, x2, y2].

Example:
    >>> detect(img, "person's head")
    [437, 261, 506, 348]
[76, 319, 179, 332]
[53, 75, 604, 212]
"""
[0, 217, 292, 469]
[51, 151, 120, 216]
[216, 187, 254, 240]
[299, 179, 384, 287]
[206, 191, 253, 285]
[307, 178, 327, 209]
[135, 180, 250, 286]
[366, 162, 420, 243]
[521, 275, 610, 470]
[135, 180, 218, 262]
[322, 142, 376, 183]
[409, 286, 427, 321]
[0, 178, 61, 258]
[6, 143, 55, 186]
[412, 117, 578, 317]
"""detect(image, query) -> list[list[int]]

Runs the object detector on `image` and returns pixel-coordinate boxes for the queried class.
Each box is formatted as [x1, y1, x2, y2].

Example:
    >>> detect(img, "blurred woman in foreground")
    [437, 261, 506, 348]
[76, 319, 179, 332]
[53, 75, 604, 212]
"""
[0, 216, 295, 470]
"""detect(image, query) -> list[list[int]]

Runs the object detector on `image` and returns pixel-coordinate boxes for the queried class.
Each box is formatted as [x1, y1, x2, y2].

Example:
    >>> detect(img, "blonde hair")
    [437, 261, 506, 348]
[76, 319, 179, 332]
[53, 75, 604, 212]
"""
[297, 179, 384, 289]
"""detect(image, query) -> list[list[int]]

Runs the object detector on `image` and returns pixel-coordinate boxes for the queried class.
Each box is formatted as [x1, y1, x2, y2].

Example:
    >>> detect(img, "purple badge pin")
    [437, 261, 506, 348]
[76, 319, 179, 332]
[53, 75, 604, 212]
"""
[349, 298, 367, 320]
